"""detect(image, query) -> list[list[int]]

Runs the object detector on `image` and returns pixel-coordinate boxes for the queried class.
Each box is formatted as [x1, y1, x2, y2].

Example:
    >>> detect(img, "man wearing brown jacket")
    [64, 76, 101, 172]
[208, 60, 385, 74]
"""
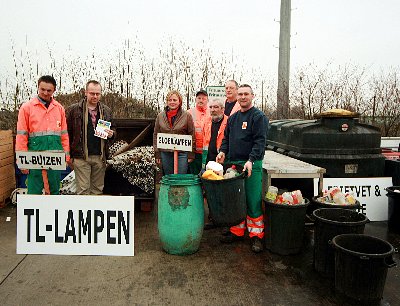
[66, 80, 115, 195]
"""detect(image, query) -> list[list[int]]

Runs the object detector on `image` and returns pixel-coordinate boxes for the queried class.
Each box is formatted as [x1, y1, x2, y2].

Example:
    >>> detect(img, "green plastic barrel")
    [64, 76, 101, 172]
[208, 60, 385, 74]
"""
[158, 174, 204, 255]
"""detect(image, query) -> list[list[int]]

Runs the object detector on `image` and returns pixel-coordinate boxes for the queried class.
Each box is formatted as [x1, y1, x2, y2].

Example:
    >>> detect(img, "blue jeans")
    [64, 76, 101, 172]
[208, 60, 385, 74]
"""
[161, 151, 188, 175]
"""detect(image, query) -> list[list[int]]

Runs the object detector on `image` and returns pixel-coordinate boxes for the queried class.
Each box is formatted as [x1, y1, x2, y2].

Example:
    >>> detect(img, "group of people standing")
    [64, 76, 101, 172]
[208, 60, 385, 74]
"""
[16, 75, 269, 254]
[16, 76, 115, 196]
[153, 80, 269, 253]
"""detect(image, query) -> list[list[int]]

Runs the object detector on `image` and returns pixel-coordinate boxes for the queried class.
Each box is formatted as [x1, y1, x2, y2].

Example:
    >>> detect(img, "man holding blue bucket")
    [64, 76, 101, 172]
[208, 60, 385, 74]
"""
[216, 84, 269, 253]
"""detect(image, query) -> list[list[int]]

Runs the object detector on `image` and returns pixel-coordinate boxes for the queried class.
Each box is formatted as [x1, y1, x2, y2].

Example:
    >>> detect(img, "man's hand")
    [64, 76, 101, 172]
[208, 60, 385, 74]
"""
[21, 169, 29, 175]
[216, 152, 225, 164]
[188, 158, 194, 163]
[156, 158, 161, 164]
[106, 129, 114, 138]
[243, 160, 253, 177]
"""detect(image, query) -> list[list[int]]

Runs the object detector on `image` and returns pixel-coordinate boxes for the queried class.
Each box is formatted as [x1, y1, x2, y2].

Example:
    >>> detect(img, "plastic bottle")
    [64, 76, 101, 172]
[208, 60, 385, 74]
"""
[265, 186, 278, 202]
[224, 165, 239, 179]
[291, 190, 304, 204]
[332, 189, 346, 205]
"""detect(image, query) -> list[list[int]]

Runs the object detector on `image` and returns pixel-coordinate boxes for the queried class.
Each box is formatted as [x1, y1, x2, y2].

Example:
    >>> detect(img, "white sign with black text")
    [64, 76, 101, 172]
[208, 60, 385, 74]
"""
[314, 177, 392, 221]
[206, 86, 225, 98]
[17, 195, 135, 256]
[157, 133, 193, 152]
[16, 151, 66, 170]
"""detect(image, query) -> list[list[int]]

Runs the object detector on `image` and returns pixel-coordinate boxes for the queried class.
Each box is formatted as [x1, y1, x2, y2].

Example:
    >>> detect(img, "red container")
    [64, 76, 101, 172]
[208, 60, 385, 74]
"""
[382, 152, 400, 160]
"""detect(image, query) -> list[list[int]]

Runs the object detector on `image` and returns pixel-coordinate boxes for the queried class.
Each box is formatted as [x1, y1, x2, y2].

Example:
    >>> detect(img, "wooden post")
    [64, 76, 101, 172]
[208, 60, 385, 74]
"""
[174, 150, 179, 174]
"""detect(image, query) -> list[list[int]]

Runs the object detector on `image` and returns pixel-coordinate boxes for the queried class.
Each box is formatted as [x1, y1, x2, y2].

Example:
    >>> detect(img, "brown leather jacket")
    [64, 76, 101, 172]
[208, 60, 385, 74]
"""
[66, 99, 115, 161]
[153, 108, 195, 159]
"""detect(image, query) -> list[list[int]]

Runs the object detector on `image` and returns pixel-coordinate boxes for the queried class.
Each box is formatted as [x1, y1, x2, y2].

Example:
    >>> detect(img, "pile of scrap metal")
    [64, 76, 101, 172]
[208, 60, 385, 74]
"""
[107, 141, 158, 194]
[60, 121, 158, 196]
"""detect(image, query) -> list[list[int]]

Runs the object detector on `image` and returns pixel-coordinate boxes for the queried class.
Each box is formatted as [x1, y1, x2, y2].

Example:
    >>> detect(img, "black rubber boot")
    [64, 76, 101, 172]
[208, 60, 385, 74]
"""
[220, 232, 244, 243]
[251, 237, 263, 253]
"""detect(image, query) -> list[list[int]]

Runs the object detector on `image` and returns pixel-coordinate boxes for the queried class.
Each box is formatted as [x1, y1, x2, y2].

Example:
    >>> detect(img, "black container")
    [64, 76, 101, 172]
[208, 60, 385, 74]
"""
[264, 199, 309, 255]
[103, 118, 155, 200]
[384, 159, 400, 185]
[112, 118, 155, 146]
[332, 234, 396, 304]
[386, 186, 400, 233]
[313, 208, 368, 277]
[267, 112, 385, 178]
[201, 171, 247, 227]
[307, 196, 360, 217]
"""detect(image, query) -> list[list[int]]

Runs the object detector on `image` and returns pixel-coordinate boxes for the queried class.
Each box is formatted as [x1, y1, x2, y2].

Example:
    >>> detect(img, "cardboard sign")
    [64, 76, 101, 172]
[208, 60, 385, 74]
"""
[17, 195, 135, 256]
[16, 151, 66, 170]
[157, 133, 193, 152]
[206, 86, 225, 98]
[314, 177, 392, 221]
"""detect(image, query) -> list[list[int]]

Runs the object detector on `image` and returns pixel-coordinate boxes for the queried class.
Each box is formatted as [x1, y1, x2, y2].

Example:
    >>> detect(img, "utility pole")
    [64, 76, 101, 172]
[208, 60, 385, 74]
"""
[277, 0, 291, 119]
[261, 81, 264, 112]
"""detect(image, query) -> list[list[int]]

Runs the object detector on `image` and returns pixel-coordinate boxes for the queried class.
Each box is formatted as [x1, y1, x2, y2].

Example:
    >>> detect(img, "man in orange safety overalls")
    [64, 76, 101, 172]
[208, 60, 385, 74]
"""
[16, 75, 70, 195]
[188, 89, 210, 174]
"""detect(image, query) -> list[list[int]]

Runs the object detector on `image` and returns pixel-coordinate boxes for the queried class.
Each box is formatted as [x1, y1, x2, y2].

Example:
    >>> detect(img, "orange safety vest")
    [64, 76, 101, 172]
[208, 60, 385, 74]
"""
[202, 115, 228, 151]
[202, 115, 228, 166]
[188, 106, 210, 154]
[227, 100, 241, 117]
[16, 97, 70, 161]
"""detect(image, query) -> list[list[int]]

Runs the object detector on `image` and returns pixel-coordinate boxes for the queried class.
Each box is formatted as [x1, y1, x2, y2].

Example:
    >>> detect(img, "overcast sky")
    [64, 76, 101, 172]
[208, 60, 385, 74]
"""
[1, 0, 399, 82]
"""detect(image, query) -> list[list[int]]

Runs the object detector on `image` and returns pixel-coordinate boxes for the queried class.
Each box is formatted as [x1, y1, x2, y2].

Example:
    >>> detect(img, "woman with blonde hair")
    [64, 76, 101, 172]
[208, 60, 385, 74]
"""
[153, 90, 195, 174]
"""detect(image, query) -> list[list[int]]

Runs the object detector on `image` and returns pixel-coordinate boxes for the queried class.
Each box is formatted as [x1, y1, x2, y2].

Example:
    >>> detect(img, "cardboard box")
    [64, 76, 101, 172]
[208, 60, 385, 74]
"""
[0, 148, 13, 160]
[0, 156, 13, 167]
[0, 130, 13, 144]
[0, 179, 15, 195]
[0, 143, 13, 153]
[0, 130, 15, 207]
[0, 179, 15, 207]
[0, 164, 14, 181]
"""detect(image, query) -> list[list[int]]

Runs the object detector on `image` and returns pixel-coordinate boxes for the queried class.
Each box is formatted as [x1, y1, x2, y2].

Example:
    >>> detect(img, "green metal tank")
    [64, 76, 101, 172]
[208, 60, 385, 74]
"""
[158, 174, 204, 255]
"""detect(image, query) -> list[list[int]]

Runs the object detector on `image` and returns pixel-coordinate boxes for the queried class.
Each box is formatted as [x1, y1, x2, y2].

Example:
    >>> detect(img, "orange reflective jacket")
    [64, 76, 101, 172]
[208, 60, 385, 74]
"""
[16, 97, 70, 161]
[202, 115, 228, 151]
[188, 106, 210, 153]
[201, 115, 228, 167]
[227, 101, 241, 117]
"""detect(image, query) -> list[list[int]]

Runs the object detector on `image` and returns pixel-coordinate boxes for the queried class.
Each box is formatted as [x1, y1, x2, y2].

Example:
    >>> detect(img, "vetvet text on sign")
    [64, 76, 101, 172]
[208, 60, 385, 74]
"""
[16, 151, 66, 170]
[157, 133, 193, 152]
[17, 195, 135, 256]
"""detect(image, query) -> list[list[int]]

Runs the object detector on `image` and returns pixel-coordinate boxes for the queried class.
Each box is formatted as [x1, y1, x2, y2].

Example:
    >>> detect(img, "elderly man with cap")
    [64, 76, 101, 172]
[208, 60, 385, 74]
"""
[188, 89, 210, 175]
